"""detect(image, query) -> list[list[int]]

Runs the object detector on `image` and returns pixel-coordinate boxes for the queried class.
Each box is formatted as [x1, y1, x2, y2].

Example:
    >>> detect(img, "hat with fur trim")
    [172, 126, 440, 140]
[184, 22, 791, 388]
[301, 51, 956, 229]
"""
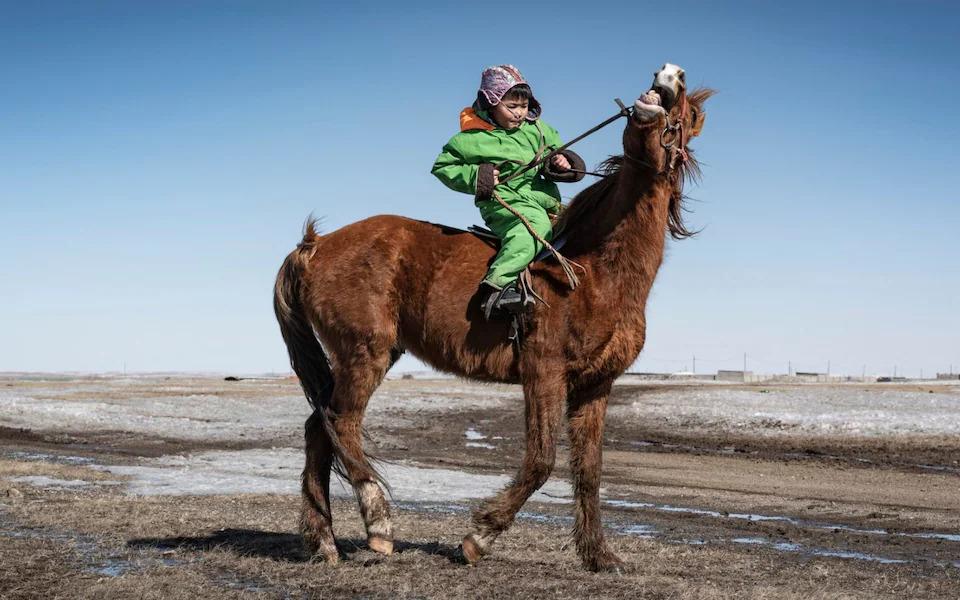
[472, 64, 542, 121]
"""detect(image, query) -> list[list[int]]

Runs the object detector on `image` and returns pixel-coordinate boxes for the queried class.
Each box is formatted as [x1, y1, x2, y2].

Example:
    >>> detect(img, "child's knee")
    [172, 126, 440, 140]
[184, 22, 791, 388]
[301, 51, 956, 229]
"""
[526, 211, 553, 240]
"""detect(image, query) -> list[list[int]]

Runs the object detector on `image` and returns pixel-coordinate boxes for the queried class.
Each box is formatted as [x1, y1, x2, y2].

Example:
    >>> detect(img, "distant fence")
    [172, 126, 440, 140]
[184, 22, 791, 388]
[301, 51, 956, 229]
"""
[622, 371, 882, 384]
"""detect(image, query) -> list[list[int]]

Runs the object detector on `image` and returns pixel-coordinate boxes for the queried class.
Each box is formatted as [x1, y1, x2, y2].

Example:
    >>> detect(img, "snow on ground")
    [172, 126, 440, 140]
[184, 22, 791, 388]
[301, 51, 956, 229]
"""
[3, 376, 958, 516]
[90, 449, 573, 503]
[612, 385, 960, 436]
[9, 476, 97, 489]
[0, 383, 309, 443]
[1, 378, 957, 445]
[0, 378, 520, 443]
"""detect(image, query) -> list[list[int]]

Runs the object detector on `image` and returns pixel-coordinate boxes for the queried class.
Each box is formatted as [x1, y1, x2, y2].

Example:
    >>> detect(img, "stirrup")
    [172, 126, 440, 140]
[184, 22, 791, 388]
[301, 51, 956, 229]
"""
[481, 284, 530, 321]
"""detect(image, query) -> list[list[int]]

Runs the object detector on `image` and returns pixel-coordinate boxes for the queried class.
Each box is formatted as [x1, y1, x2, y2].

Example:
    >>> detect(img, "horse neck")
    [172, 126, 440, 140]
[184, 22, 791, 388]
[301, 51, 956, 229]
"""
[597, 162, 674, 305]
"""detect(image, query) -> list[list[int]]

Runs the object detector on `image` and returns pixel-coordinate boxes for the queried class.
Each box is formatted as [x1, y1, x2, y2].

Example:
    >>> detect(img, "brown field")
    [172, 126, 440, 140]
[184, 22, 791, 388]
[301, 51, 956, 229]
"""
[0, 376, 958, 599]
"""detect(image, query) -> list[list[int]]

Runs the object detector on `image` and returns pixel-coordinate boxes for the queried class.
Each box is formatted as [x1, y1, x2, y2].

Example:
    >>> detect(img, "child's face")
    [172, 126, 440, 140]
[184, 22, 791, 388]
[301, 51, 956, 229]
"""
[490, 95, 529, 129]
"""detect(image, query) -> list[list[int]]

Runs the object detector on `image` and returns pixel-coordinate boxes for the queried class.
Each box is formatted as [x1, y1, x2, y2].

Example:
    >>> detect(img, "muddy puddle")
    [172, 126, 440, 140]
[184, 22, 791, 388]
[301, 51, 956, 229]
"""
[604, 498, 960, 569]
[0, 513, 183, 577]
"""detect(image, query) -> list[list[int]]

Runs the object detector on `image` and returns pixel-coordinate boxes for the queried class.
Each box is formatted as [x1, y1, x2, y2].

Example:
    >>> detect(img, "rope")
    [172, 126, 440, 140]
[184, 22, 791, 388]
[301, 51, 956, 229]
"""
[497, 99, 633, 187]
[492, 190, 585, 290]
[487, 99, 637, 291]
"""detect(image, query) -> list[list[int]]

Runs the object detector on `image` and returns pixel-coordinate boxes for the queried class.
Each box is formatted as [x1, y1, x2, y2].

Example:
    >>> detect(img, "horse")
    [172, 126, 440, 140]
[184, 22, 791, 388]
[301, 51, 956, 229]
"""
[274, 63, 712, 572]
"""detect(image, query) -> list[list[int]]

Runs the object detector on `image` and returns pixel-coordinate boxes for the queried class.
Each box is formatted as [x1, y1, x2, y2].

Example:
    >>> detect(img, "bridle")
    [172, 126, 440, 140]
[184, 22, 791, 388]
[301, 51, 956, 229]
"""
[621, 88, 692, 175]
[659, 89, 690, 171]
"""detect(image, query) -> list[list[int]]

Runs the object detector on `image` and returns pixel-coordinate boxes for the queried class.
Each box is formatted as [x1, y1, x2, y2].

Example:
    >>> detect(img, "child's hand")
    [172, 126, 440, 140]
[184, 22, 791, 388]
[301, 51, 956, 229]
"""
[493, 169, 499, 185]
[551, 154, 571, 171]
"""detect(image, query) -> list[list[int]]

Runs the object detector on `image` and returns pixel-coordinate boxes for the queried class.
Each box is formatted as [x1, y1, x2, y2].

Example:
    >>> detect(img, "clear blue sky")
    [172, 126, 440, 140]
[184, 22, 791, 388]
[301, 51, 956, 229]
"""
[2, 1, 957, 377]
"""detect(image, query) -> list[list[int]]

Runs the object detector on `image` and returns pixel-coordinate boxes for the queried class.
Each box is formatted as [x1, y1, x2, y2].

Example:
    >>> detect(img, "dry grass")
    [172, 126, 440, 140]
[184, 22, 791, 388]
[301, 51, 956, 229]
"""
[0, 458, 119, 483]
[0, 535, 82, 600]
[2, 486, 956, 600]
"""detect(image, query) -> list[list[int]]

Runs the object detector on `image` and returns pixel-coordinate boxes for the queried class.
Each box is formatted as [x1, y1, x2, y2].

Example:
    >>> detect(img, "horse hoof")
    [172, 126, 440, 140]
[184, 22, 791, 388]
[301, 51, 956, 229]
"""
[308, 550, 341, 564]
[585, 553, 626, 574]
[461, 535, 485, 565]
[303, 537, 340, 564]
[368, 536, 394, 555]
[599, 563, 626, 575]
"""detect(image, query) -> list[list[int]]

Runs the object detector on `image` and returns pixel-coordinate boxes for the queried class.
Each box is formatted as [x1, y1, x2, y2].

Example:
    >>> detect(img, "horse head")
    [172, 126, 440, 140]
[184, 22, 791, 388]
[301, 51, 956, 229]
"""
[625, 63, 710, 176]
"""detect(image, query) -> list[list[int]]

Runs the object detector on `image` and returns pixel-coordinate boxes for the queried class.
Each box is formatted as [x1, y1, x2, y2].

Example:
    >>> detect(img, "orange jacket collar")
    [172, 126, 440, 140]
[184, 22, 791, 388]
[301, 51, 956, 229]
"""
[459, 107, 495, 132]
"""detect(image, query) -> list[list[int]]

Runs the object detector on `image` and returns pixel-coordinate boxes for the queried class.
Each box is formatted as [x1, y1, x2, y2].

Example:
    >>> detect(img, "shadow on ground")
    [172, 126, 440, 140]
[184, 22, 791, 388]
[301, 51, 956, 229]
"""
[128, 529, 464, 563]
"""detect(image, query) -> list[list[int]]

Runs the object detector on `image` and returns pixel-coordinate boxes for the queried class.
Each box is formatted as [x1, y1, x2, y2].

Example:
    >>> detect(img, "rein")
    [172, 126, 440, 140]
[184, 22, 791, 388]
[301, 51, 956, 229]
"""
[496, 98, 634, 187]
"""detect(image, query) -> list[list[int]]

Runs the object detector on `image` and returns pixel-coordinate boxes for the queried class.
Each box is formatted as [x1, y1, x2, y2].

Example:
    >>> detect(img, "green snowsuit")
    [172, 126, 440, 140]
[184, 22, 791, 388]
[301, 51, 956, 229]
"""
[431, 109, 564, 290]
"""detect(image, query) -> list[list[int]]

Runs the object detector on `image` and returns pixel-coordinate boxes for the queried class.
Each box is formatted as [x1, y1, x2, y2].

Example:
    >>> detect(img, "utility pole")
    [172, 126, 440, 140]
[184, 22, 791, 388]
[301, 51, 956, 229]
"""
[788, 360, 791, 376]
[743, 353, 747, 373]
[692, 355, 696, 374]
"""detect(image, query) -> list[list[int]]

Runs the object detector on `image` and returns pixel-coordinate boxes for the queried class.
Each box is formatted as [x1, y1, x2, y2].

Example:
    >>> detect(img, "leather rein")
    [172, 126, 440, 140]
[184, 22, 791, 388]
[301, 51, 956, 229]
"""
[497, 91, 690, 186]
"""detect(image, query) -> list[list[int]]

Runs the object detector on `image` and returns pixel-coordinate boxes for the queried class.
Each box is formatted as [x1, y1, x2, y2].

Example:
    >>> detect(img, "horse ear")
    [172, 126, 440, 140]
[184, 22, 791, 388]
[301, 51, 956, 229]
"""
[690, 110, 706, 137]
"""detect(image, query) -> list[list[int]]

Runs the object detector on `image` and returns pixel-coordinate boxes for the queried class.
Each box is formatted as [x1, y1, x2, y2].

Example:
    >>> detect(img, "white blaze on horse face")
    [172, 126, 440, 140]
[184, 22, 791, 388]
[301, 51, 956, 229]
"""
[634, 63, 685, 121]
[654, 63, 685, 98]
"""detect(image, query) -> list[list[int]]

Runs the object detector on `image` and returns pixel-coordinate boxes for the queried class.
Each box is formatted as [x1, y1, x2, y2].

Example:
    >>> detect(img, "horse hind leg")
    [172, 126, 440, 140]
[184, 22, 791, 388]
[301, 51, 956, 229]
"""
[567, 380, 624, 572]
[329, 341, 396, 555]
[302, 411, 338, 561]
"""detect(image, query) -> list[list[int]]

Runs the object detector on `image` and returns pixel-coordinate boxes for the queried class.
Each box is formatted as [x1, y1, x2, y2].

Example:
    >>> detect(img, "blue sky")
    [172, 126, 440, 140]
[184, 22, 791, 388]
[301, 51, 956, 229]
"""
[1, 1, 957, 377]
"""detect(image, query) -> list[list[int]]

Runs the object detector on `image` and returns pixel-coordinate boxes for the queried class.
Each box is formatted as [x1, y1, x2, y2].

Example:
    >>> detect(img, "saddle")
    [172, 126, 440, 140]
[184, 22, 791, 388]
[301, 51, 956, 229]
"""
[466, 225, 568, 262]
[464, 225, 569, 348]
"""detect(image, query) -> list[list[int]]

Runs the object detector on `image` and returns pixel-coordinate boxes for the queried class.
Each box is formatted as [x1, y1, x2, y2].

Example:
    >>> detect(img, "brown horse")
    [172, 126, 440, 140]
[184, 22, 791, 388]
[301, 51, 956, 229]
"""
[274, 63, 712, 572]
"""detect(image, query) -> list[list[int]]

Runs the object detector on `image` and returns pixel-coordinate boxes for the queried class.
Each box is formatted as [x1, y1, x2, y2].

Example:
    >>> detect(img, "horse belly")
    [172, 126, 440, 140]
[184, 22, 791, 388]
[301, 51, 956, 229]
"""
[398, 256, 519, 383]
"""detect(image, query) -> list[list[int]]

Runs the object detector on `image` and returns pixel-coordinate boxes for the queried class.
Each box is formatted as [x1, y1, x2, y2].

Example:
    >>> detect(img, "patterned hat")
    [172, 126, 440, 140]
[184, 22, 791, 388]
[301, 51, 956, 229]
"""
[473, 64, 542, 121]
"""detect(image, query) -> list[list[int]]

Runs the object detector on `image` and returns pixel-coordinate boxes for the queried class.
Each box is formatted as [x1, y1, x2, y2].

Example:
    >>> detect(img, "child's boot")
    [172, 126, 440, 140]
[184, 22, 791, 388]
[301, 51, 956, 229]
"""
[481, 282, 530, 320]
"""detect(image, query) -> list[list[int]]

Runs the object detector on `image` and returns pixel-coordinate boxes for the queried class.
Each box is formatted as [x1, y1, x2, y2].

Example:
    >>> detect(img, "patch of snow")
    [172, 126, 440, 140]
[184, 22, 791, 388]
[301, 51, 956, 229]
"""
[8, 476, 94, 490]
[94, 449, 573, 504]
[613, 386, 960, 436]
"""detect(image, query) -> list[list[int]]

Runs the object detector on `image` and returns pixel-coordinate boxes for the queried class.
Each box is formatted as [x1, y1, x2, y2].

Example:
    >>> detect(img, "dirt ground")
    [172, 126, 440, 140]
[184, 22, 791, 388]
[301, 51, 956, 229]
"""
[1, 376, 958, 599]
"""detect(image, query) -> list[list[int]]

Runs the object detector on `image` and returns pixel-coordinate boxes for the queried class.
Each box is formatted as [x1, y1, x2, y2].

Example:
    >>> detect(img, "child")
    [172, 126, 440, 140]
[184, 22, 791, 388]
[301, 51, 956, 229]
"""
[431, 65, 585, 318]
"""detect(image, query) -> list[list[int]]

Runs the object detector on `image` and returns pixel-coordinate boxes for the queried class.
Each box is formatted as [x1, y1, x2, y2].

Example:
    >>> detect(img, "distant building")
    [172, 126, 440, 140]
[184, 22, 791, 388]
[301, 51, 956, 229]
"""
[717, 370, 751, 382]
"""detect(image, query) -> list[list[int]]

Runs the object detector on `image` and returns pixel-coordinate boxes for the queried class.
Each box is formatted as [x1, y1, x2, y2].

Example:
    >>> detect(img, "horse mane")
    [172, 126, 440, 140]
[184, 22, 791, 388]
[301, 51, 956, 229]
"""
[555, 87, 715, 243]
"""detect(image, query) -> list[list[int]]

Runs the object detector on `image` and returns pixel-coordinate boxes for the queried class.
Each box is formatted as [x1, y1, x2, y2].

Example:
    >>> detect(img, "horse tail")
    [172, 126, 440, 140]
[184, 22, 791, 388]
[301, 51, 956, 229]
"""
[273, 218, 365, 483]
[274, 218, 328, 410]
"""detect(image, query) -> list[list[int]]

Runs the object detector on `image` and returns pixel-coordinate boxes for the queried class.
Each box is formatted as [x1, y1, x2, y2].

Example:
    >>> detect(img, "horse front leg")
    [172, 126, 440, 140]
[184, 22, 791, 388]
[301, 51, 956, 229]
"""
[567, 379, 624, 573]
[462, 372, 565, 564]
